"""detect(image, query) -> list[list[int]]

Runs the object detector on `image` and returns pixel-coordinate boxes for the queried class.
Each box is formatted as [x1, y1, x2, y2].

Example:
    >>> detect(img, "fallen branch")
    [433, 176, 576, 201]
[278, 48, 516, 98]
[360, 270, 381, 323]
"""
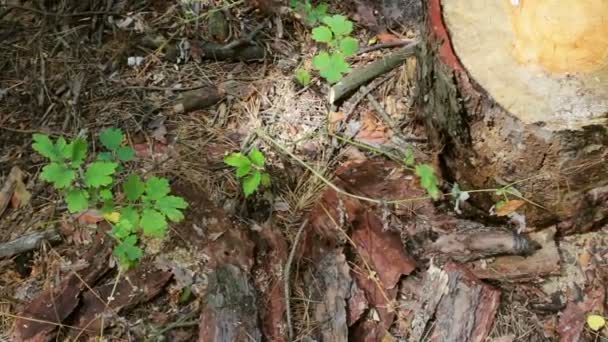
[330, 41, 419, 104]
[0, 229, 62, 258]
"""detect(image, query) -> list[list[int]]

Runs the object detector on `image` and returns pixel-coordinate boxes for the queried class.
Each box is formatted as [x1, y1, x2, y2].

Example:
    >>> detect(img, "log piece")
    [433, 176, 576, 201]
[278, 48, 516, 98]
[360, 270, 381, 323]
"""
[198, 264, 261, 342]
[416, 0, 608, 232]
[468, 227, 560, 280]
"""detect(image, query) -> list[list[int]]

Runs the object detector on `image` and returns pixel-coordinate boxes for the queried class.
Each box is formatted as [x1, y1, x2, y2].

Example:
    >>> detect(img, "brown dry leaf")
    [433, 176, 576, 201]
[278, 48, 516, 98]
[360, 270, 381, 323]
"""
[496, 199, 525, 216]
[77, 209, 103, 224]
[377, 32, 402, 44]
[10, 173, 31, 208]
[356, 111, 391, 145]
[578, 249, 592, 268]
[329, 111, 346, 134]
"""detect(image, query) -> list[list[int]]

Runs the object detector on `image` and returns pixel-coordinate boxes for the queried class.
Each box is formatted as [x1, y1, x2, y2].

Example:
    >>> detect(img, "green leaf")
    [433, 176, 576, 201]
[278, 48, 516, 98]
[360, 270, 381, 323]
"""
[295, 68, 311, 86]
[84, 161, 118, 188]
[155, 195, 188, 222]
[236, 162, 252, 177]
[312, 25, 332, 43]
[116, 146, 135, 161]
[243, 170, 262, 197]
[224, 153, 250, 168]
[141, 208, 167, 238]
[56, 137, 68, 157]
[249, 148, 265, 168]
[99, 189, 113, 201]
[113, 235, 143, 269]
[415, 164, 441, 200]
[40, 163, 75, 189]
[322, 15, 353, 36]
[101, 198, 114, 214]
[225, 153, 252, 177]
[112, 218, 134, 239]
[145, 177, 171, 201]
[99, 128, 124, 151]
[313, 52, 331, 70]
[97, 152, 113, 161]
[316, 53, 351, 84]
[404, 148, 415, 166]
[66, 138, 88, 166]
[32, 134, 62, 161]
[123, 174, 145, 201]
[261, 173, 271, 187]
[339, 37, 359, 56]
[66, 189, 88, 213]
[120, 207, 140, 228]
[308, 3, 328, 24]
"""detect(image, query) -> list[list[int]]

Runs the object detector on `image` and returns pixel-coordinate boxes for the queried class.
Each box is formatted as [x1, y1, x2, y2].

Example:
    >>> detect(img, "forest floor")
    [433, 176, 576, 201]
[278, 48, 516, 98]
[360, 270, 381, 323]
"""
[0, 1, 607, 341]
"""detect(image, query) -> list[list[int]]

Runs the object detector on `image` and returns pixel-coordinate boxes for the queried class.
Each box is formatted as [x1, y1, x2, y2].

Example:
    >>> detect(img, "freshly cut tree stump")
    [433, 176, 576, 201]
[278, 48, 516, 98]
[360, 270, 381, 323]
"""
[417, 0, 608, 231]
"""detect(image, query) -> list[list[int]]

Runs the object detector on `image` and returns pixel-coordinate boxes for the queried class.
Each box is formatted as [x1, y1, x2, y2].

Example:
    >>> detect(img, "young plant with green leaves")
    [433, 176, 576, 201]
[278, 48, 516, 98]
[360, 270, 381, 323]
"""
[224, 148, 271, 197]
[403, 148, 441, 200]
[32, 128, 188, 269]
[312, 15, 359, 84]
[290, 0, 328, 25]
[295, 67, 312, 86]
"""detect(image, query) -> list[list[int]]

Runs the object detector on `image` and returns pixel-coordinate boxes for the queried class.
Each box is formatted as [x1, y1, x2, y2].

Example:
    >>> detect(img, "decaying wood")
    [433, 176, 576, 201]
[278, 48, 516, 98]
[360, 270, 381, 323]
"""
[408, 262, 500, 342]
[12, 223, 113, 342]
[0, 166, 22, 217]
[329, 41, 418, 104]
[0, 229, 62, 258]
[172, 86, 223, 113]
[308, 250, 351, 342]
[416, 0, 608, 231]
[468, 227, 560, 280]
[68, 265, 172, 339]
[428, 220, 540, 262]
[430, 263, 500, 342]
[165, 40, 266, 63]
[199, 264, 261, 342]
[408, 262, 449, 342]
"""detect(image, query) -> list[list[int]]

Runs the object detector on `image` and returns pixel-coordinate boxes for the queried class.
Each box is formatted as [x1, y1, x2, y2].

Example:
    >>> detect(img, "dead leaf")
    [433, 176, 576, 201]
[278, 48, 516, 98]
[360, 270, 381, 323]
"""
[579, 249, 592, 268]
[496, 199, 525, 216]
[355, 1, 380, 30]
[377, 32, 402, 44]
[10, 172, 30, 208]
[77, 209, 103, 224]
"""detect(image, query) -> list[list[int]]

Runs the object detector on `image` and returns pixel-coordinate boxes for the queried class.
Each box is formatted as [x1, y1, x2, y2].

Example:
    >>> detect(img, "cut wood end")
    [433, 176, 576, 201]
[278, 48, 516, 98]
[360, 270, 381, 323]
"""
[440, 0, 608, 131]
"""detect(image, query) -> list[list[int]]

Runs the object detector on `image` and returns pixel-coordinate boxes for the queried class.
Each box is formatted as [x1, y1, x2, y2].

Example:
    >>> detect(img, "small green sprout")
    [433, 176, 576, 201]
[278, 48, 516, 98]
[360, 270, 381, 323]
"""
[224, 148, 271, 197]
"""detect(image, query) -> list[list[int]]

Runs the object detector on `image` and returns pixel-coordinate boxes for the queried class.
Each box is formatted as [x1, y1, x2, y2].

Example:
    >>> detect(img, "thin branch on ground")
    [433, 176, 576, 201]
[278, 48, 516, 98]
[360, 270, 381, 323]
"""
[284, 219, 308, 342]
[357, 39, 415, 55]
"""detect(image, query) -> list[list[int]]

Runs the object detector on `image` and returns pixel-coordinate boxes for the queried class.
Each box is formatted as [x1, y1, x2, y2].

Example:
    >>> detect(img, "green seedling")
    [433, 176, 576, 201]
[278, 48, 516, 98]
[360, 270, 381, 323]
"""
[32, 128, 188, 269]
[312, 15, 359, 84]
[295, 68, 312, 86]
[224, 148, 271, 197]
[402, 147, 441, 200]
[290, 0, 328, 25]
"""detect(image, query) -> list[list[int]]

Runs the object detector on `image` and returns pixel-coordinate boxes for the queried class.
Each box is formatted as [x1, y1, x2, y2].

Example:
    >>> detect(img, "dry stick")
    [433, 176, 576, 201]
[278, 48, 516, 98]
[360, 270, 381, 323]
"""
[3, 5, 121, 17]
[0, 229, 61, 258]
[284, 219, 308, 342]
[357, 39, 415, 55]
[329, 40, 419, 104]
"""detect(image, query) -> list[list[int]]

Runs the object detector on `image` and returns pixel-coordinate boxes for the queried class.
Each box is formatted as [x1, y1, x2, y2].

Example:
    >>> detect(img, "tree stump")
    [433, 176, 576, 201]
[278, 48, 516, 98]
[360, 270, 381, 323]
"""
[416, 0, 608, 232]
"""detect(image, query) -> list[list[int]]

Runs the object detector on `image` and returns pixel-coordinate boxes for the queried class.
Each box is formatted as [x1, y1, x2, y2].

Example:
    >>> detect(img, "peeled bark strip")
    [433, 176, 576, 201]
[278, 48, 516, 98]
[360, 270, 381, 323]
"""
[12, 224, 113, 342]
[199, 264, 261, 342]
[429, 263, 500, 342]
[68, 266, 172, 339]
[417, 0, 608, 231]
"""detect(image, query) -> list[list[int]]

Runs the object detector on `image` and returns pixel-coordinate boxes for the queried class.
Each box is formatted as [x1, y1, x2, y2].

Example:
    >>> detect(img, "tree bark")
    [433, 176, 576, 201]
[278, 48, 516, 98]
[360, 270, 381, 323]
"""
[416, 0, 608, 232]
